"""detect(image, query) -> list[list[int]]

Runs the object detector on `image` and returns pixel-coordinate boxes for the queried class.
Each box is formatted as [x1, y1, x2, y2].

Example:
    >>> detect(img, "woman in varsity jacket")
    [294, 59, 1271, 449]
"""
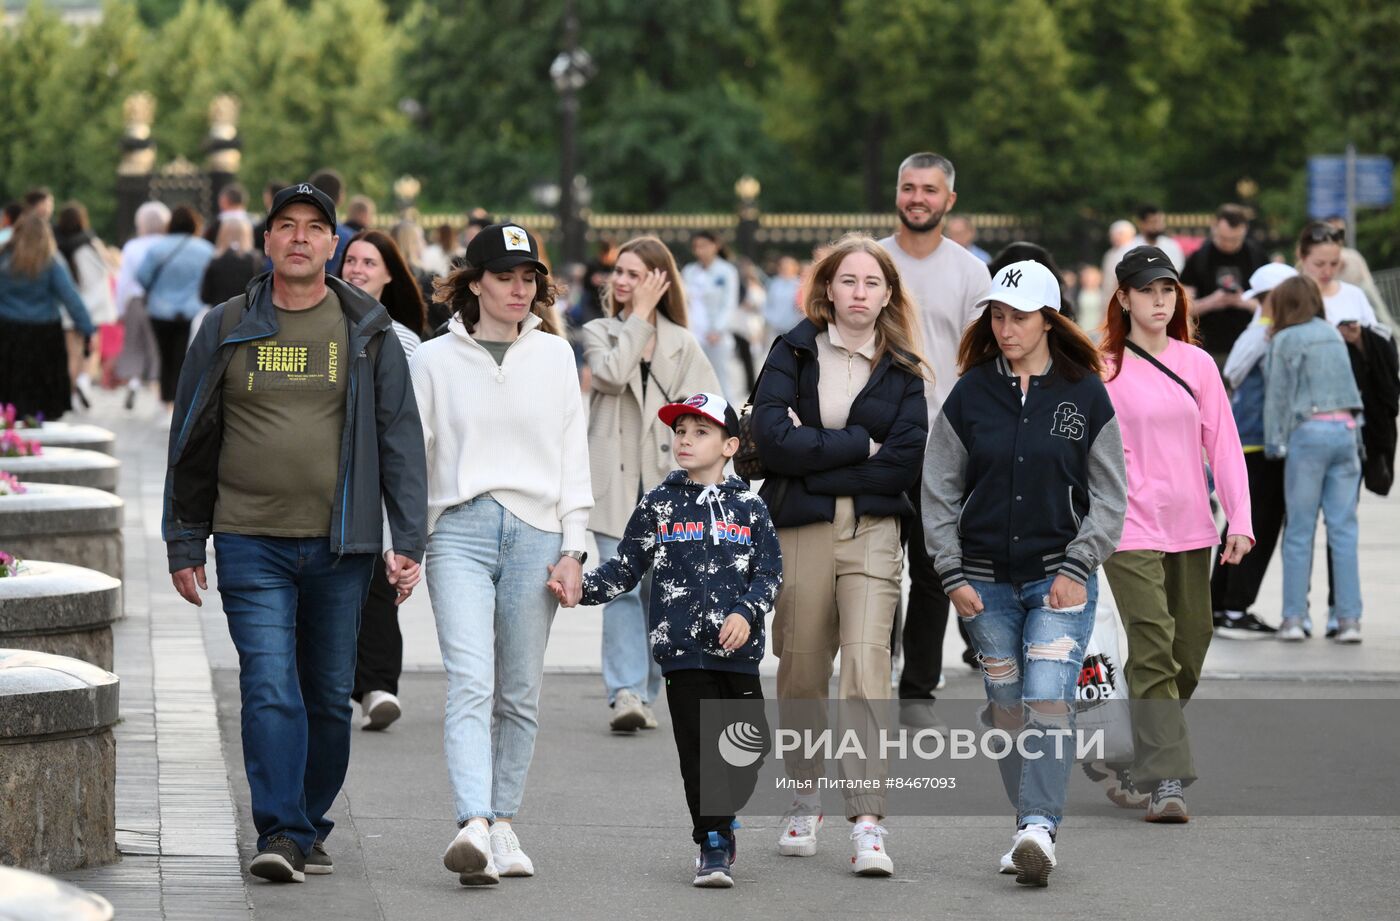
[923, 260, 1127, 888]
[410, 223, 593, 886]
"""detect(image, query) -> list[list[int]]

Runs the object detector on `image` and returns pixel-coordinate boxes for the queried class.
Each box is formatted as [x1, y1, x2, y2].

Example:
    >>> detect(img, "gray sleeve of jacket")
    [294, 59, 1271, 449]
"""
[1061, 415, 1127, 584]
[373, 329, 429, 563]
[921, 410, 971, 594]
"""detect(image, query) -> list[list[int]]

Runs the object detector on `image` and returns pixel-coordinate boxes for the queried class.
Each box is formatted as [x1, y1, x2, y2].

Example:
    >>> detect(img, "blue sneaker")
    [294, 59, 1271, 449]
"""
[692, 831, 734, 888]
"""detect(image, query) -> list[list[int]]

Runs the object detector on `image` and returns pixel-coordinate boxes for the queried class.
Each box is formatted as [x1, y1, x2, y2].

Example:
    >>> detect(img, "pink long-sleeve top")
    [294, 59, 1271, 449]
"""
[1104, 339, 1254, 553]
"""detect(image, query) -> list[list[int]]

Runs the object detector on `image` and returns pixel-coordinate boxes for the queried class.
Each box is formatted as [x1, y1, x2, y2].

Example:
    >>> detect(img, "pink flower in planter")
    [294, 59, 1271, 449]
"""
[0, 471, 25, 495]
[0, 550, 20, 578]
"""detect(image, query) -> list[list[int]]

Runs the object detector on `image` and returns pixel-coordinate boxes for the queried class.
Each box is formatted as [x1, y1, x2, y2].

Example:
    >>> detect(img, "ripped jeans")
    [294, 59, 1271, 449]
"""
[958, 574, 1098, 831]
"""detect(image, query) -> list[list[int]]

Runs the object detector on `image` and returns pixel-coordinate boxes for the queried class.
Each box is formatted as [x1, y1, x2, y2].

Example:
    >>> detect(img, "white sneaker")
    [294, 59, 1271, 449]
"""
[1010, 824, 1056, 886]
[1278, 620, 1306, 642]
[443, 822, 498, 885]
[361, 690, 401, 731]
[610, 689, 647, 732]
[640, 703, 659, 729]
[1335, 622, 1362, 644]
[998, 847, 1016, 874]
[777, 808, 822, 856]
[489, 823, 534, 877]
[850, 822, 893, 877]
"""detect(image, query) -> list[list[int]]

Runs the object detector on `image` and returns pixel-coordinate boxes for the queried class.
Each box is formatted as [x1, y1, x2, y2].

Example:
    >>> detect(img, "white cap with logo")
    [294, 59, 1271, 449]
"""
[976, 260, 1061, 314]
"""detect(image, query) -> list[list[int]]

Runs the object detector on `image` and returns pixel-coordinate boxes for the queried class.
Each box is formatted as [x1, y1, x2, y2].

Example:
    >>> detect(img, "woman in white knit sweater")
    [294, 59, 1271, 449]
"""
[409, 223, 593, 886]
[582, 236, 720, 732]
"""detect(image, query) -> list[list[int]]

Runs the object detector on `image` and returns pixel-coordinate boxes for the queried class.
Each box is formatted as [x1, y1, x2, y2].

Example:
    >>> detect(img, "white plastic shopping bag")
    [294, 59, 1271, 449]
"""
[1075, 571, 1133, 763]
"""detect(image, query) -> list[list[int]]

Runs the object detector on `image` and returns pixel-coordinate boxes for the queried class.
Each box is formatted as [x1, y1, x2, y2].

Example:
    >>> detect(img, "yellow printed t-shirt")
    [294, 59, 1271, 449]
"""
[213, 290, 348, 536]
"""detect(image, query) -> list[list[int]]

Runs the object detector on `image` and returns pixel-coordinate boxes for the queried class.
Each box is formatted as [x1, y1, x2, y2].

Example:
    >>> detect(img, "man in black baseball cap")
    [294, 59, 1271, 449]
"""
[464, 222, 550, 276]
[1115, 244, 1180, 289]
[267, 182, 338, 230]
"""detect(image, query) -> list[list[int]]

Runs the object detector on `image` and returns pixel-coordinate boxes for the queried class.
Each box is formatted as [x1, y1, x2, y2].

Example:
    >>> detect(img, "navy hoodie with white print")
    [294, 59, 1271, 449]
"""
[581, 471, 783, 675]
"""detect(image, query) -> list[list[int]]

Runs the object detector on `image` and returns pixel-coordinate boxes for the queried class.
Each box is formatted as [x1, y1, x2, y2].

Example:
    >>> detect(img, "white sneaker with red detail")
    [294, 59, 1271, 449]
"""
[850, 822, 893, 876]
[777, 809, 822, 857]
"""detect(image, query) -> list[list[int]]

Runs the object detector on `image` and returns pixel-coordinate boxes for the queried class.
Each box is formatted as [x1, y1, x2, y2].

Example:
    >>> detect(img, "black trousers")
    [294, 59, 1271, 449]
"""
[734, 332, 757, 395]
[1210, 452, 1286, 612]
[352, 564, 402, 701]
[898, 484, 968, 700]
[149, 317, 190, 404]
[665, 669, 767, 844]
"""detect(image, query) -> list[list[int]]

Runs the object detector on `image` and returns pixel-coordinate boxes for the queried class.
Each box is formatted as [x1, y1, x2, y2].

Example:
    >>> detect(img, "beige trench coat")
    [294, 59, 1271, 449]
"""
[583, 312, 721, 538]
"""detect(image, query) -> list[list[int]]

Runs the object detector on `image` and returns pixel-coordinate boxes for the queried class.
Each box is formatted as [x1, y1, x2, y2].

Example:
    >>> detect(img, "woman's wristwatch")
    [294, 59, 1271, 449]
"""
[561, 550, 588, 565]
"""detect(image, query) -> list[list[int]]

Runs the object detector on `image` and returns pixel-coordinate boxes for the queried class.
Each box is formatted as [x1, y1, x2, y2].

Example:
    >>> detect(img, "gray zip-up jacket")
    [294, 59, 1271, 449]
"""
[162, 273, 427, 571]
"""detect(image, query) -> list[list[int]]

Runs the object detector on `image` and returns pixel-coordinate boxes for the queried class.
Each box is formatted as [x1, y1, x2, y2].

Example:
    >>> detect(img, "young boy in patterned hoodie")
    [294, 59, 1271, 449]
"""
[553, 392, 782, 889]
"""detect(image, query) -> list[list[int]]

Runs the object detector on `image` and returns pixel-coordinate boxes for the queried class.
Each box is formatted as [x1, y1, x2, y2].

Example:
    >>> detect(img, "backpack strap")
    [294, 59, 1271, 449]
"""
[217, 295, 248, 342]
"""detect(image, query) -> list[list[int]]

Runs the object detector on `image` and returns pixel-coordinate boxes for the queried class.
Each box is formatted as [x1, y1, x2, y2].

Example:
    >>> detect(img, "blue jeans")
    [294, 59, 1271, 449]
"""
[1282, 421, 1362, 624]
[594, 533, 662, 705]
[958, 574, 1098, 831]
[212, 534, 375, 854]
[426, 497, 561, 823]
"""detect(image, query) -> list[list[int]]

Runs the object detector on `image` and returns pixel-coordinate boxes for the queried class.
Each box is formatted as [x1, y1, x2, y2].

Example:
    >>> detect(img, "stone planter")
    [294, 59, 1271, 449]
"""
[0, 648, 119, 873]
[0, 483, 124, 579]
[0, 562, 121, 670]
[0, 447, 119, 492]
[24, 421, 116, 456]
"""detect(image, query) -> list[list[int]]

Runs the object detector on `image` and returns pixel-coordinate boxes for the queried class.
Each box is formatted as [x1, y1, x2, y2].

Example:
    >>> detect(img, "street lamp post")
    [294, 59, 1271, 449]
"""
[550, 0, 594, 265]
[734, 175, 761, 261]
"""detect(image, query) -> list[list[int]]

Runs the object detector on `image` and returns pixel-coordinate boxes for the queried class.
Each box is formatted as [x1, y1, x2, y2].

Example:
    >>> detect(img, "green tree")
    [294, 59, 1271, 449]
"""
[1293, 0, 1400, 264]
[396, 0, 783, 213]
[0, 0, 73, 204]
[297, 0, 405, 201]
[148, 0, 242, 162]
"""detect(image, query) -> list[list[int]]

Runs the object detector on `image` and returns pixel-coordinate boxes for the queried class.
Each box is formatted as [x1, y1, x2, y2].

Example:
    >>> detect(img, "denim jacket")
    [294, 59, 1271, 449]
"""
[1264, 317, 1363, 458]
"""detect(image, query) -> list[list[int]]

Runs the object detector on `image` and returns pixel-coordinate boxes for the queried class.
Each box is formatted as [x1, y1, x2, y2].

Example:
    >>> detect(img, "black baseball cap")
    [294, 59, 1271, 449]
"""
[1115, 245, 1179, 288]
[267, 182, 337, 229]
[465, 222, 549, 275]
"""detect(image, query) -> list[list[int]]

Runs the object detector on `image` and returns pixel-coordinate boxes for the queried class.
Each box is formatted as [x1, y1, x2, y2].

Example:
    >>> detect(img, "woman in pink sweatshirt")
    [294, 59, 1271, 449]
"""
[1099, 245, 1253, 823]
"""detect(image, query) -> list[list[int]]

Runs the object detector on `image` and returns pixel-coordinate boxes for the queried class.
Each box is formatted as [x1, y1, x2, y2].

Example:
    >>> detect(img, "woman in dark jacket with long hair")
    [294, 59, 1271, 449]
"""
[753, 233, 929, 878]
[340, 228, 430, 731]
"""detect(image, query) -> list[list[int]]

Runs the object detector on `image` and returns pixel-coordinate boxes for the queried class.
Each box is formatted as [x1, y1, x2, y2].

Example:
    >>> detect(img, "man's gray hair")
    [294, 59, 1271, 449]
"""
[134, 200, 171, 236]
[897, 152, 956, 190]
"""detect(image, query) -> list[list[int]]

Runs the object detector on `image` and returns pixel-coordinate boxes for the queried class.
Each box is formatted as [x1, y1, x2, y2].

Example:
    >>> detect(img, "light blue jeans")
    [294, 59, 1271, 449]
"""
[427, 497, 562, 823]
[1283, 420, 1362, 625]
[959, 574, 1098, 831]
[594, 533, 662, 705]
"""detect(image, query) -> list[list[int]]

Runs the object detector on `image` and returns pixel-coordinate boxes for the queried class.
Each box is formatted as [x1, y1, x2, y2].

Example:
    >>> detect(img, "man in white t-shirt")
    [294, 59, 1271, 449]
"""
[681, 231, 742, 402]
[878, 152, 990, 725]
[1130, 203, 1185, 271]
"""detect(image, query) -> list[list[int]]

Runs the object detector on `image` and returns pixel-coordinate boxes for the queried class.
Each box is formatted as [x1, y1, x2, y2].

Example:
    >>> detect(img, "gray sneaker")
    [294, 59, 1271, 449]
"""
[250, 835, 305, 883]
[640, 703, 660, 730]
[1335, 620, 1362, 644]
[305, 840, 333, 875]
[610, 689, 647, 732]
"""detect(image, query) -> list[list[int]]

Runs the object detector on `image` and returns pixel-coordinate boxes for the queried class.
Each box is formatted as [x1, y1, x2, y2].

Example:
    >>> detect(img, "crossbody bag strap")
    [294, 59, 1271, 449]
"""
[1125, 340, 1195, 403]
[145, 234, 193, 294]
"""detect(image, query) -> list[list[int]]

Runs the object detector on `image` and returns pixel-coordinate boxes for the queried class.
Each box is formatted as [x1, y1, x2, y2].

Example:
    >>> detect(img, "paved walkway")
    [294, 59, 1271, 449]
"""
[57, 389, 1399, 919]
